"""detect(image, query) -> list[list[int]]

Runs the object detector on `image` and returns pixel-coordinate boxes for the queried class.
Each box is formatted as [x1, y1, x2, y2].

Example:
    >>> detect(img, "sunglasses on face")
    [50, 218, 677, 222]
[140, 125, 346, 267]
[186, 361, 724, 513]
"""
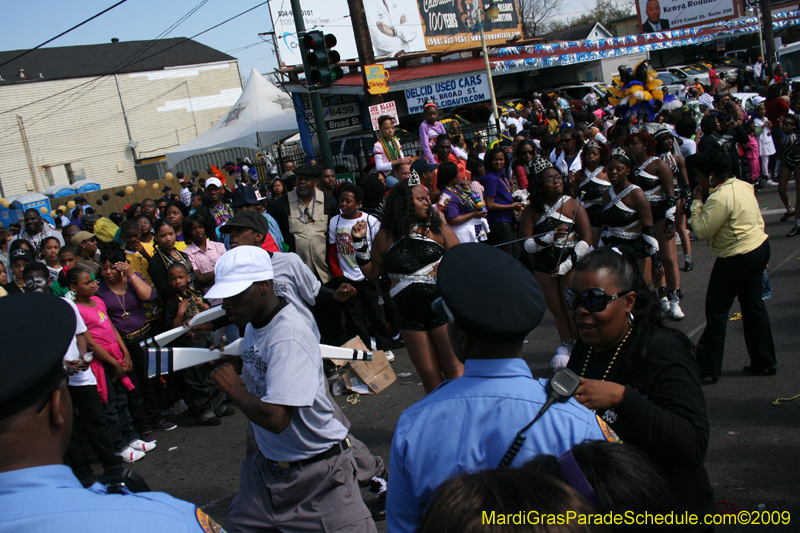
[562, 137, 574, 143]
[83, 237, 97, 244]
[564, 287, 629, 312]
[521, 150, 535, 155]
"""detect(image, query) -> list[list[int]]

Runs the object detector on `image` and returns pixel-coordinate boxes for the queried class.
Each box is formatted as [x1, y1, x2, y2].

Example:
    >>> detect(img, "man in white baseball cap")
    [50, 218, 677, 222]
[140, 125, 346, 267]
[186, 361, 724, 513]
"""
[207, 246, 376, 533]
[194, 177, 233, 234]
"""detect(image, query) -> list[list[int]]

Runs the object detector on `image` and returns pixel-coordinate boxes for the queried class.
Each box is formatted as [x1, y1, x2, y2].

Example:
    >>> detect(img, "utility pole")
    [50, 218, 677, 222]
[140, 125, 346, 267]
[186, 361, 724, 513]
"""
[16, 115, 40, 193]
[760, 0, 776, 78]
[290, 0, 334, 169]
[346, 0, 383, 109]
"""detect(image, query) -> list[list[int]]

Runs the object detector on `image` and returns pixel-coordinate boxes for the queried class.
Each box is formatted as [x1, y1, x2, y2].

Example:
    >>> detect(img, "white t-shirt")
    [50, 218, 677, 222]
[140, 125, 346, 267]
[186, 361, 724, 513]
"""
[677, 136, 697, 158]
[242, 303, 348, 461]
[328, 212, 381, 282]
[62, 297, 96, 387]
[270, 251, 321, 341]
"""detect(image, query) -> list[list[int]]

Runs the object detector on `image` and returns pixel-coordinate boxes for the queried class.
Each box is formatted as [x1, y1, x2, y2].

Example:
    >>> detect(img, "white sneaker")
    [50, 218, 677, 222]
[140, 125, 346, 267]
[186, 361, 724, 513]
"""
[116, 446, 146, 463]
[762, 179, 779, 188]
[670, 299, 685, 321]
[384, 350, 395, 362]
[129, 439, 157, 452]
[660, 296, 670, 314]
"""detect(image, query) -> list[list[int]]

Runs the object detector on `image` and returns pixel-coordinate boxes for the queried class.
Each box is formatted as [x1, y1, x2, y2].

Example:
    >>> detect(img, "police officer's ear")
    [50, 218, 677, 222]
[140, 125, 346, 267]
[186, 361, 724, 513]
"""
[47, 386, 70, 430]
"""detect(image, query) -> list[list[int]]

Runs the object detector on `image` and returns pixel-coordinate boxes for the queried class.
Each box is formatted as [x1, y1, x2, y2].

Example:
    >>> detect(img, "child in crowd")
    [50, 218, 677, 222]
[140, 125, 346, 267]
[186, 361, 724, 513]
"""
[51, 245, 96, 296]
[41, 236, 62, 283]
[65, 267, 154, 462]
[328, 184, 394, 361]
[135, 214, 156, 258]
[742, 121, 761, 184]
[163, 262, 230, 426]
[753, 102, 777, 187]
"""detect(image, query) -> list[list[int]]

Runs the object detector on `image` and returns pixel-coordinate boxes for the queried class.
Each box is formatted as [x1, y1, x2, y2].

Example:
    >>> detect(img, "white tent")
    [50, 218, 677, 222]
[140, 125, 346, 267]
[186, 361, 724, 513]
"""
[166, 67, 298, 168]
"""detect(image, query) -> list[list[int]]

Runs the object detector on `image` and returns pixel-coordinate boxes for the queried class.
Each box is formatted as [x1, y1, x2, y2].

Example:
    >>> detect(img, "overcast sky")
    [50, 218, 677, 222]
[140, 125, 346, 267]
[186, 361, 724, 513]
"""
[2, 0, 592, 78]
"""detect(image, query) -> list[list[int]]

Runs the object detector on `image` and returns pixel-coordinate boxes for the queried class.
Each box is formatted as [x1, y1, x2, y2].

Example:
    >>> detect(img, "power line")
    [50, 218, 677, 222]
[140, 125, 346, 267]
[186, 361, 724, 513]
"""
[0, 0, 129, 69]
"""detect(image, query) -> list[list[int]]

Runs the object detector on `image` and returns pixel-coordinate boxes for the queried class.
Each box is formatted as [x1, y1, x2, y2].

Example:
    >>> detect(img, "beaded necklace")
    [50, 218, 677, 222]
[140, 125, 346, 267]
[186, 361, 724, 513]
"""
[445, 186, 475, 208]
[580, 326, 633, 380]
[379, 136, 402, 161]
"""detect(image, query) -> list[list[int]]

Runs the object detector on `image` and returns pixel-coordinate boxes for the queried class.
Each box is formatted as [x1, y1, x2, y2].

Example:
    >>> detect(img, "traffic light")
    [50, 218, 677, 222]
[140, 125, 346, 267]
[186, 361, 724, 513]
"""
[303, 30, 344, 88]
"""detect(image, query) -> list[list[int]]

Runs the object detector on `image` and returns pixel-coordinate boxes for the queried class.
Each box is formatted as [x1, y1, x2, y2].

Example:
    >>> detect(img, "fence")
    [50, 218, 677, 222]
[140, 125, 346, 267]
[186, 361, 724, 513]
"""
[134, 146, 261, 182]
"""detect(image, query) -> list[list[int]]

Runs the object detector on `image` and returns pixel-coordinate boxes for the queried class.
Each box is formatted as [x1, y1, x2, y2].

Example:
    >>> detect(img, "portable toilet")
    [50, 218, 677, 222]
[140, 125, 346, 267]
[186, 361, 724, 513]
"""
[0, 193, 55, 227]
[44, 184, 78, 198]
[74, 180, 102, 194]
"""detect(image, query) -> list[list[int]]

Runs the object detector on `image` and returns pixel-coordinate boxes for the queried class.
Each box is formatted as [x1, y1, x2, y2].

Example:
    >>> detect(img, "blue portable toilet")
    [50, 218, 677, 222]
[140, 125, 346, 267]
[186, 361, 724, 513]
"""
[0, 193, 54, 227]
[44, 184, 78, 198]
[74, 180, 101, 194]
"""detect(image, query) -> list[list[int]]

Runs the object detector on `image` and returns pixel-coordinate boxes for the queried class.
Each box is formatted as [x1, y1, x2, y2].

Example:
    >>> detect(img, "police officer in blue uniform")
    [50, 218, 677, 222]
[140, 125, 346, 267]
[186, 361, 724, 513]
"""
[0, 293, 223, 533]
[386, 243, 618, 533]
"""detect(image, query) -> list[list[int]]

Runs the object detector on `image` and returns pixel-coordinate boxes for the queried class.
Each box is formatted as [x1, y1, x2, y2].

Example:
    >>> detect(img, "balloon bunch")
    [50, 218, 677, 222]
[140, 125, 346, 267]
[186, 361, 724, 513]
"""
[606, 61, 679, 121]
[471, 192, 487, 212]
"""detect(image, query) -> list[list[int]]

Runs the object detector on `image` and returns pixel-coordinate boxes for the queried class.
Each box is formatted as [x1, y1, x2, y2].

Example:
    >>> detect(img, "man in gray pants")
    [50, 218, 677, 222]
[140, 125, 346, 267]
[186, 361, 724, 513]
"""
[208, 246, 376, 533]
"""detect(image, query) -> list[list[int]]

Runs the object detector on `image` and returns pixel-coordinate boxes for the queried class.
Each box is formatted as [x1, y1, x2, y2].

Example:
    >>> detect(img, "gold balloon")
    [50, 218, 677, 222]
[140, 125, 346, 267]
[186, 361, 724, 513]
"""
[165, 172, 174, 181]
[125, 186, 134, 194]
[50, 210, 57, 217]
[67, 200, 76, 209]
[58, 205, 67, 213]
[40, 206, 49, 214]
[0, 200, 9, 208]
[152, 183, 159, 190]
[138, 179, 147, 188]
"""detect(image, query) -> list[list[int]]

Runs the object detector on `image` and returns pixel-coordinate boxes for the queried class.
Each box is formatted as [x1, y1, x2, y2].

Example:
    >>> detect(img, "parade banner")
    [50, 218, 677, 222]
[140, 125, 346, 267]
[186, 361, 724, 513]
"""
[635, 0, 738, 33]
[268, 0, 522, 66]
[405, 73, 491, 113]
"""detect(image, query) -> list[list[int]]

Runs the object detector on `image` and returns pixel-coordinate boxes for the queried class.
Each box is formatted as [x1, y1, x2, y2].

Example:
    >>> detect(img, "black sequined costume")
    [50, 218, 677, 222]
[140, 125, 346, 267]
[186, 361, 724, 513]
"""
[601, 184, 650, 258]
[383, 229, 447, 331]
[530, 196, 577, 273]
[578, 167, 611, 227]
[633, 157, 667, 222]
[659, 152, 683, 200]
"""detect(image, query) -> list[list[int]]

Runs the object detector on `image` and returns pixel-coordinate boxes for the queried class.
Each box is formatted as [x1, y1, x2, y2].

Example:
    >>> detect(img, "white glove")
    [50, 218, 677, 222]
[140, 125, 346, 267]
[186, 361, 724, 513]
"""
[524, 231, 554, 254]
[557, 257, 573, 276]
[665, 205, 676, 221]
[550, 345, 571, 369]
[574, 240, 590, 260]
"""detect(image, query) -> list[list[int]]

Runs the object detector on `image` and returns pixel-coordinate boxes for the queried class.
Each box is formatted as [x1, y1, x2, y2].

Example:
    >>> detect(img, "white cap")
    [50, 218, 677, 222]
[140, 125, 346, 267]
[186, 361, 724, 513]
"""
[205, 246, 274, 299]
[205, 177, 223, 189]
[753, 96, 766, 106]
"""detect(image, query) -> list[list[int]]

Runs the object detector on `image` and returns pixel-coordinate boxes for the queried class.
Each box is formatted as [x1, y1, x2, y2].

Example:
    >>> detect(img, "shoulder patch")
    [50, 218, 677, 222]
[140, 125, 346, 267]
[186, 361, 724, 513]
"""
[196, 508, 225, 533]
[596, 415, 621, 443]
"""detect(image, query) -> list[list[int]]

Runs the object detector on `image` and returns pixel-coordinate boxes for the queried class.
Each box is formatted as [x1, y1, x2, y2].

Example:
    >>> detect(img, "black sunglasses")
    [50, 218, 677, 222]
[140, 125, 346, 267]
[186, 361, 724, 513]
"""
[521, 150, 535, 155]
[564, 287, 629, 312]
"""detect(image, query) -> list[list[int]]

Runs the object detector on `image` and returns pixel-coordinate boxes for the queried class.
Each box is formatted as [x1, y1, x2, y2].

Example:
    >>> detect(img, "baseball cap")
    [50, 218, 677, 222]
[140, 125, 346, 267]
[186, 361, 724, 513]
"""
[232, 185, 259, 207]
[162, 186, 171, 192]
[410, 158, 438, 175]
[219, 210, 269, 236]
[432, 243, 545, 341]
[70, 231, 96, 247]
[205, 246, 274, 299]
[10, 249, 34, 264]
[205, 177, 223, 189]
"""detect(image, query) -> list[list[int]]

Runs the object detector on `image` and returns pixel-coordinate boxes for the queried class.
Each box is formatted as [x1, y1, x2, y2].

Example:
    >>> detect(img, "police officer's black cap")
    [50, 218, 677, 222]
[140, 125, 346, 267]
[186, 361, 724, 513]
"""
[295, 164, 322, 177]
[0, 293, 74, 419]
[219, 210, 269, 236]
[433, 243, 545, 340]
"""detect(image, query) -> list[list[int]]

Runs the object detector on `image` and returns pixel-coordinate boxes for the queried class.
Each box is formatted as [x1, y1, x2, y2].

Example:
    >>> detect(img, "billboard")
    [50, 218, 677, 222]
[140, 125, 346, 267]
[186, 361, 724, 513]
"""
[269, 0, 522, 66]
[635, 0, 738, 33]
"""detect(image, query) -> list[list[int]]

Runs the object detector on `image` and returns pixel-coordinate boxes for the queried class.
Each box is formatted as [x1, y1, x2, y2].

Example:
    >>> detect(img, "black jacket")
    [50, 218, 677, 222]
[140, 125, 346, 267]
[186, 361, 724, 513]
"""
[568, 332, 714, 525]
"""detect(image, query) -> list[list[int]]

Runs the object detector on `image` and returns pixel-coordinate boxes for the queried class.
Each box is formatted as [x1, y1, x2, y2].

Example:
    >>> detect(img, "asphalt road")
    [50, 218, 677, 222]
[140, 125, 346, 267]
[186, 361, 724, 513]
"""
[117, 184, 800, 531]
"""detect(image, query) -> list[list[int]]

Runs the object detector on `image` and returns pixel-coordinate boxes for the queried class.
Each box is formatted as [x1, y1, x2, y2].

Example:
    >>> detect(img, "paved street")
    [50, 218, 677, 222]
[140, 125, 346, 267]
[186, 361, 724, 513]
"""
[127, 185, 800, 531]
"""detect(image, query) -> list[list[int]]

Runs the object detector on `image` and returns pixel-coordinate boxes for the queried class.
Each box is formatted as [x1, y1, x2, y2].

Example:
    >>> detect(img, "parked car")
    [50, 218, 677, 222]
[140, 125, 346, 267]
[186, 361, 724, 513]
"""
[655, 71, 685, 96]
[666, 65, 711, 86]
[539, 83, 607, 112]
[731, 93, 760, 116]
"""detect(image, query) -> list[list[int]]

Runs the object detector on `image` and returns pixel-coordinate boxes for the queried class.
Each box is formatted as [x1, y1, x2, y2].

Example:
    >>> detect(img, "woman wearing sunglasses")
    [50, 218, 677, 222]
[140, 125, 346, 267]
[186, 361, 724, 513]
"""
[600, 147, 663, 283]
[565, 246, 714, 530]
[512, 140, 537, 190]
[575, 140, 610, 248]
[520, 158, 591, 368]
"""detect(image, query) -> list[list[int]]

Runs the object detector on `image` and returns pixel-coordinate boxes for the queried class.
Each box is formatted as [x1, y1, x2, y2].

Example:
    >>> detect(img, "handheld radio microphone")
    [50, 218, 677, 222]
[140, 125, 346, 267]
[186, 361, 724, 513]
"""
[497, 368, 582, 468]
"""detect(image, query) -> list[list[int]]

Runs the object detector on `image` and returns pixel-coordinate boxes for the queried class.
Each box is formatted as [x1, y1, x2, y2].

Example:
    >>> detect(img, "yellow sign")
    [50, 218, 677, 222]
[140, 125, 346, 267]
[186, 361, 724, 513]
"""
[366, 64, 390, 95]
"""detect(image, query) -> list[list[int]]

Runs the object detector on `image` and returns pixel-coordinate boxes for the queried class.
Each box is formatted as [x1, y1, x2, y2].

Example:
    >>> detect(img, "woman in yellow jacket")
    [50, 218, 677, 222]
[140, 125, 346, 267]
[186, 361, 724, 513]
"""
[690, 149, 777, 383]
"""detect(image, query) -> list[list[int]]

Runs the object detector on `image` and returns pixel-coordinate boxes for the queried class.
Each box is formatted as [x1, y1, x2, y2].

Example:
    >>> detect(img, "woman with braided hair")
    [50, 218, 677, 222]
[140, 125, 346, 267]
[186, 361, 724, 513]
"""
[351, 175, 462, 393]
[625, 129, 682, 320]
[373, 115, 412, 173]
[520, 158, 591, 368]
[601, 147, 663, 282]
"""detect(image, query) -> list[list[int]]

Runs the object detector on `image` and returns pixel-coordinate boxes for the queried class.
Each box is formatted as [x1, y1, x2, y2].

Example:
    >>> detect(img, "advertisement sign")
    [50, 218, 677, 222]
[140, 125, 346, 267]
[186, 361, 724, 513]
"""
[635, 0, 738, 33]
[369, 101, 399, 130]
[269, 0, 522, 66]
[365, 64, 391, 95]
[301, 94, 362, 133]
[404, 73, 490, 113]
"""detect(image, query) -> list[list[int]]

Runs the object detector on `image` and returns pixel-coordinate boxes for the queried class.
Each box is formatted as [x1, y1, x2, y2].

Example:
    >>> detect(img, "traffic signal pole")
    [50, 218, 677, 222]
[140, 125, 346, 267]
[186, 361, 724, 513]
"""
[290, 0, 334, 169]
